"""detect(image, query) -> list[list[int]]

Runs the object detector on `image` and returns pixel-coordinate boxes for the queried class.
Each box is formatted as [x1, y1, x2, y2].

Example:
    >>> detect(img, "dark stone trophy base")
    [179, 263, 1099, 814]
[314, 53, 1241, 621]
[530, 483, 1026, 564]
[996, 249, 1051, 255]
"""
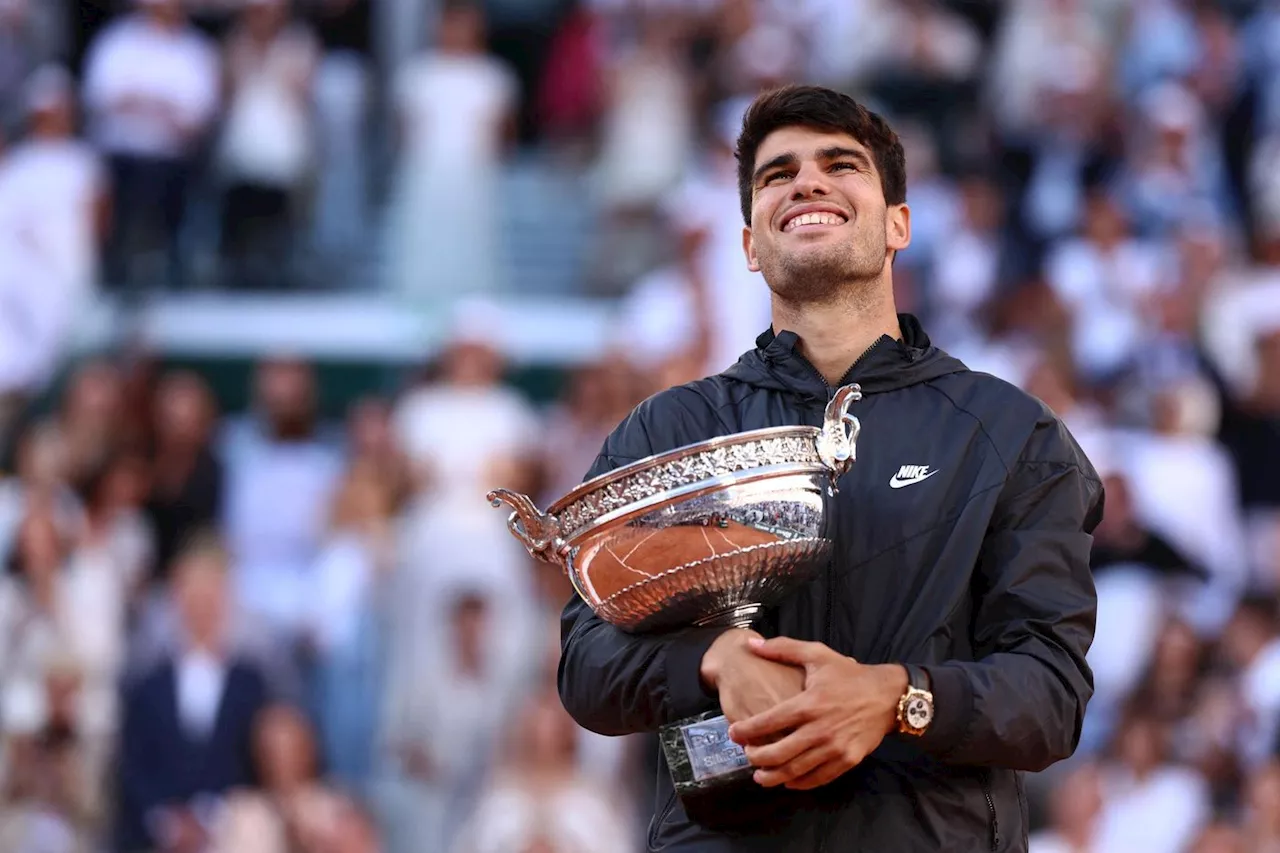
[659, 710, 755, 798]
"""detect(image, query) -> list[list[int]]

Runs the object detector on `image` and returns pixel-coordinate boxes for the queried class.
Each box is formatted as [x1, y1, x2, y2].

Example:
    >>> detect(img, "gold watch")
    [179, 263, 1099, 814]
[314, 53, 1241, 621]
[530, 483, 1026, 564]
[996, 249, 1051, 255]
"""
[897, 665, 934, 737]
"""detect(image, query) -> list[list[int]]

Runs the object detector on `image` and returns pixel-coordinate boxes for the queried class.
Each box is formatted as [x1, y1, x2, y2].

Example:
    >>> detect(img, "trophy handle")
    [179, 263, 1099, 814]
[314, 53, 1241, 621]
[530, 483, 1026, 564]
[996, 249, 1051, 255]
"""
[487, 488, 566, 565]
[816, 383, 862, 483]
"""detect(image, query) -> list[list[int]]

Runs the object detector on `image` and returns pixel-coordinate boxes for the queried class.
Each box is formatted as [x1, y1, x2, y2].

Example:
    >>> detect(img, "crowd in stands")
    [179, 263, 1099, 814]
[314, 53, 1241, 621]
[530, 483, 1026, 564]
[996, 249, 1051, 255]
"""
[0, 0, 1279, 851]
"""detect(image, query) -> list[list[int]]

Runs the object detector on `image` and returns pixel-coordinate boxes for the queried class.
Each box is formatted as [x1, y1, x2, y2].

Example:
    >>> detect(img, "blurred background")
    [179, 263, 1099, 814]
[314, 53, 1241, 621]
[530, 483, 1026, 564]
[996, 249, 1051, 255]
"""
[0, 0, 1278, 851]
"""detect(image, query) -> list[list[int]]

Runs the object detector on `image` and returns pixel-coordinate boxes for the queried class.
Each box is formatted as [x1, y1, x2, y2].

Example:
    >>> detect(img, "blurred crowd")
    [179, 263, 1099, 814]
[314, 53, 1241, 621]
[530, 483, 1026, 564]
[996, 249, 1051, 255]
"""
[0, 0, 1278, 852]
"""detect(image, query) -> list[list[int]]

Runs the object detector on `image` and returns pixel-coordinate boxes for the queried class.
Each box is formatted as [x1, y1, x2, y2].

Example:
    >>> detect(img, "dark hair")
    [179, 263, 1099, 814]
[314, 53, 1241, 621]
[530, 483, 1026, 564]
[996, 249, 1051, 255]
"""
[734, 85, 907, 225]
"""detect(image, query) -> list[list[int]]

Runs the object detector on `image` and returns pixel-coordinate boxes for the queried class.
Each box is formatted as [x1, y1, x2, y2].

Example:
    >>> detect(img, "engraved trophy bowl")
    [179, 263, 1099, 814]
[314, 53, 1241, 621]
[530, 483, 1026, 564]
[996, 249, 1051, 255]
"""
[487, 384, 863, 801]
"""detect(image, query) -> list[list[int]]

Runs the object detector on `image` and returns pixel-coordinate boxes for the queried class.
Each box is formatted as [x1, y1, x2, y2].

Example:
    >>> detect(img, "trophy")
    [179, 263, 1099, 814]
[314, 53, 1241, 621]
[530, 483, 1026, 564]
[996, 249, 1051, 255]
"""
[487, 384, 862, 801]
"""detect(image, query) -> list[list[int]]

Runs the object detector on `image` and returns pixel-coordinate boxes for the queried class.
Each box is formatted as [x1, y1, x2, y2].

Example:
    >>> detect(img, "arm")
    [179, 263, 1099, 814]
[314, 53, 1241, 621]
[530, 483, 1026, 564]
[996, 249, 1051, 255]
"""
[916, 415, 1102, 771]
[556, 406, 727, 736]
[735, 413, 1102, 789]
[117, 679, 174, 845]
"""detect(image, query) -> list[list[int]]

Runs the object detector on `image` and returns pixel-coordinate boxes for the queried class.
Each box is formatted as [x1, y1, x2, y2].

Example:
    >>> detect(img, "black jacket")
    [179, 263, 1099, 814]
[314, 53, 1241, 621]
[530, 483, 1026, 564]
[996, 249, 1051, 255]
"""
[558, 316, 1103, 852]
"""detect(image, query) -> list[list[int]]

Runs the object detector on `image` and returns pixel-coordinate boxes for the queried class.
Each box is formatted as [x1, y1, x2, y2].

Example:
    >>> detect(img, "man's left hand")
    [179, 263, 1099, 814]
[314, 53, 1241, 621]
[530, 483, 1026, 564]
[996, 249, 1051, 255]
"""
[728, 638, 908, 791]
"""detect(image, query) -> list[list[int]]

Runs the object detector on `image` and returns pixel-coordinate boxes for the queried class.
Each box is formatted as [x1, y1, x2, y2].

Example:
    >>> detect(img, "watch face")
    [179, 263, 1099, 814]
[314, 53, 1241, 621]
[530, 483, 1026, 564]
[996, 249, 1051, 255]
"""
[905, 695, 933, 730]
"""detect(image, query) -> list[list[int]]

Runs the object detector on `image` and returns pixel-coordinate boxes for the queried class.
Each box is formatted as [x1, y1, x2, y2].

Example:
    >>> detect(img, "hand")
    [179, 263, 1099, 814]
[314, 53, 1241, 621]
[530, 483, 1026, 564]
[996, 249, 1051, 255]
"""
[159, 807, 207, 853]
[728, 638, 908, 791]
[699, 629, 805, 725]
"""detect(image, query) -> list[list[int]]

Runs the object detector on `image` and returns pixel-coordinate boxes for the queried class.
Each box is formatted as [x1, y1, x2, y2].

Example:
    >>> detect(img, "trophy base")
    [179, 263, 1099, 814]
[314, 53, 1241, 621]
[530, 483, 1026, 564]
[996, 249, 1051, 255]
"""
[692, 603, 763, 630]
[659, 711, 755, 798]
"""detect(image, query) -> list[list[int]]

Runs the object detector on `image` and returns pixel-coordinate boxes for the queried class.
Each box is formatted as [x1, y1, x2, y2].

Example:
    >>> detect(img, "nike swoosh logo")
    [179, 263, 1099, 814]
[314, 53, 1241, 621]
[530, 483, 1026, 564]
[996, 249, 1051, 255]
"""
[889, 470, 939, 489]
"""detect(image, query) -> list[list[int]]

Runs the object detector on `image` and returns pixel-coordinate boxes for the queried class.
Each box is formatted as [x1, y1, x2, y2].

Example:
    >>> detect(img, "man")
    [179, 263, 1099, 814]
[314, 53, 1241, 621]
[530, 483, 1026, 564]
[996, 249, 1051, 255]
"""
[558, 85, 1102, 851]
[115, 534, 269, 853]
[81, 0, 220, 288]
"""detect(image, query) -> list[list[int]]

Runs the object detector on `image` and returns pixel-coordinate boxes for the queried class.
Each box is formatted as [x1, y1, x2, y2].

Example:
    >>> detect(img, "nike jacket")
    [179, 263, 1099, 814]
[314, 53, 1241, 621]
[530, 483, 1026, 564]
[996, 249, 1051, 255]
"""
[557, 315, 1103, 853]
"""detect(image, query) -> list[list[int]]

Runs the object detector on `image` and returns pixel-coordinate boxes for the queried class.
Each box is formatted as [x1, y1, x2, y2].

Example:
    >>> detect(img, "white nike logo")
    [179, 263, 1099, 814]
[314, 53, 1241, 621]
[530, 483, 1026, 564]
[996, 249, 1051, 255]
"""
[889, 465, 938, 489]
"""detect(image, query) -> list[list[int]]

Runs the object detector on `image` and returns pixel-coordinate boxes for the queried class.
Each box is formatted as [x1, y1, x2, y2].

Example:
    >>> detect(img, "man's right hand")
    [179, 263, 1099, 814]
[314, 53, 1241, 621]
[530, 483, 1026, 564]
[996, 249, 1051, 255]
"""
[699, 628, 805, 728]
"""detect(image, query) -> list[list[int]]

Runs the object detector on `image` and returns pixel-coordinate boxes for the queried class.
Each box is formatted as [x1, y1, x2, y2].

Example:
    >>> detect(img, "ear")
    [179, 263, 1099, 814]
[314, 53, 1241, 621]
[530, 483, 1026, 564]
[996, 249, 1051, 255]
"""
[886, 203, 911, 253]
[743, 226, 761, 273]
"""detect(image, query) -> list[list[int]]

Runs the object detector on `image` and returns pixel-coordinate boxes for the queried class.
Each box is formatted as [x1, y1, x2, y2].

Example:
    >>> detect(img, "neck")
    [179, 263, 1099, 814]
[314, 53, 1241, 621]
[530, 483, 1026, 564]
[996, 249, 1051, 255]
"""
[770, 278, 901, 386]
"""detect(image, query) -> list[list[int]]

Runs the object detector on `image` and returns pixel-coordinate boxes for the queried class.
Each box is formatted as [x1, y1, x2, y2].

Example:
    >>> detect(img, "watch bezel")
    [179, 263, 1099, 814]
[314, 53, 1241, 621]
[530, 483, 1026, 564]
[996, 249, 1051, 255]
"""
[897, 686, 934, 736]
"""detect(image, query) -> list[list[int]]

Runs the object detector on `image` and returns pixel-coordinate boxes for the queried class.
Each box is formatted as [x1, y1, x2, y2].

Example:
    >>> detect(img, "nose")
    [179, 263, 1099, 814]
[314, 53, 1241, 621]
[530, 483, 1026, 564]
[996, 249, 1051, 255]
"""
[790, 161, 831, 200]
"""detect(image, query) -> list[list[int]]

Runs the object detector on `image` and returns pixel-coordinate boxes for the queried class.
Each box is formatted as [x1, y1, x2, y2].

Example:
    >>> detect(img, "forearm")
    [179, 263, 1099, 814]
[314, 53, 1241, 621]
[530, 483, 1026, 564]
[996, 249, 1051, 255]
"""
[557, 596, 725, 735]
[917, 649, 1091, 770]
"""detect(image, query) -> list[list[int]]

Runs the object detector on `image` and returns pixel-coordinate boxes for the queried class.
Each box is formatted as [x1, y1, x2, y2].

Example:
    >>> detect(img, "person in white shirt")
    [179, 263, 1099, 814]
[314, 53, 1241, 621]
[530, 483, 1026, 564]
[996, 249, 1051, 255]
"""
[220, 357, 344, 648]
[0, 67, 108, 418]
[1093, 704, 1212, 853]
[217, 0, 319, 290]
[389, 2, 517, 299]
[392, 304, 540, 511]
[81, 0, 220, 288]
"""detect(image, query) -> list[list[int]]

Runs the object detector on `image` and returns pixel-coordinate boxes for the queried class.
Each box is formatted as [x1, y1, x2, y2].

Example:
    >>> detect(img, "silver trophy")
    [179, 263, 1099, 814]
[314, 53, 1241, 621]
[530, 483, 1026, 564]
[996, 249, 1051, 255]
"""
[488, 384, 862, 798]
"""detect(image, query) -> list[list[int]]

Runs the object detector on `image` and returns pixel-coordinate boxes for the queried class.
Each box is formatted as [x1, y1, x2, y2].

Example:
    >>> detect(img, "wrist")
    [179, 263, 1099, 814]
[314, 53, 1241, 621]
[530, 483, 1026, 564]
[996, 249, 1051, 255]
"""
[880, 664, 911, 734]
[698, 627, 763, 692]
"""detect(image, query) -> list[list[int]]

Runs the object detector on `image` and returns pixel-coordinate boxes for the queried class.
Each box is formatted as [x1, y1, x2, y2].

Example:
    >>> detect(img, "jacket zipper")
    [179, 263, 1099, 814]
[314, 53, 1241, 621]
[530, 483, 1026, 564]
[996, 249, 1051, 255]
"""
[647, 790, 678, 848]
[792, 337, 886, 853]
[790, 337, 886, 648]
[980, 770, 1000, 850]
[789, 336, 888, 402]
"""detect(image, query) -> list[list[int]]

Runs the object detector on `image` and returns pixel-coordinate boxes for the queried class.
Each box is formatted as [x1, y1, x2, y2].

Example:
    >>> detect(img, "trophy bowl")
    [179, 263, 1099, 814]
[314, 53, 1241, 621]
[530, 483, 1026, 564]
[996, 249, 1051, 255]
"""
[487, 384, 862, 634]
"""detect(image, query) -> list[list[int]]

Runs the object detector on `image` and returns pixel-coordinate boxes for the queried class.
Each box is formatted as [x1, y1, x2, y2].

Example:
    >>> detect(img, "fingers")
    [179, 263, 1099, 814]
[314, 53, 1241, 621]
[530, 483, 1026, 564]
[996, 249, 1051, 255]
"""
[729, 696, 809, 745]
[753, 743, 832, 788]
[744, 727, 824, 769]
[783, 758, 850, 791]
[747, 636, 829, 667]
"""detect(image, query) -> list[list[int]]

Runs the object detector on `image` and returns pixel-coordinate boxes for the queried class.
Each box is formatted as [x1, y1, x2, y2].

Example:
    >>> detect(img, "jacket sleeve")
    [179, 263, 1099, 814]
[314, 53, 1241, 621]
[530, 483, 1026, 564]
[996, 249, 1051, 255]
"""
[556, 405, 727, 736]
[915, 414, 1102, 771]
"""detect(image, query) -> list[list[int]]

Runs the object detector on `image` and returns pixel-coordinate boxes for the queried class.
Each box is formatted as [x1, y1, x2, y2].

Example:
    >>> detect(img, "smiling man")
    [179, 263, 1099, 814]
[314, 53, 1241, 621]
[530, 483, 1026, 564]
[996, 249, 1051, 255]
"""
[557, 85, 1103, 852]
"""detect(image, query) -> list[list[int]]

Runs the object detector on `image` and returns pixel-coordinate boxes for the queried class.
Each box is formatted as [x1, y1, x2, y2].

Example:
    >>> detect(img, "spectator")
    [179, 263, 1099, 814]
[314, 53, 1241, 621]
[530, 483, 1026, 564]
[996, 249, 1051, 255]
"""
[450, 686, 636, 853]
[1027, 761, 1103, 853]
[81, 0, 220, 289]
[591, 11, 694, 214]
[539, 357, 637, 505]
[57, 362, 127, 497]
[114, 534, 269, 853]
[304, 0, 374, 263]
[209, 703, 360, 853]
[388, 0, 517, 300]
[393, 308, 540, 510]
[77, 451, 155, 605]
[0, 68, 108, 417]
[378, 580, 533, 853]
[0, 0, 53, 137]
[0, 423, 83, 565]
[221, 357, 343, 648]
[216, 0, 320, 290]
[987, 0, 1107, 138]
[0, 662, 99, 852]
[1218, 320, 1280, 584]
[1220, 595, 1280, 769]
[0, 506, 126, 778]
[1044, 188, 1172, 381]
[1093, 702, 1212, 852]
[927, 170, 1005, 345]
[144, 371, 223, 584]
[1121, 82, 1234, 238]
[344, 396, 411, 513]
[308, 463, 395, 796]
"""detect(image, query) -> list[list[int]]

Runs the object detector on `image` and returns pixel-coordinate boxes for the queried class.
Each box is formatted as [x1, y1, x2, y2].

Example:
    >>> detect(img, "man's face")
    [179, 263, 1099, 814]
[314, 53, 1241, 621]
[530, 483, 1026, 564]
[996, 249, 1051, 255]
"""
[743, 126, 909, 303]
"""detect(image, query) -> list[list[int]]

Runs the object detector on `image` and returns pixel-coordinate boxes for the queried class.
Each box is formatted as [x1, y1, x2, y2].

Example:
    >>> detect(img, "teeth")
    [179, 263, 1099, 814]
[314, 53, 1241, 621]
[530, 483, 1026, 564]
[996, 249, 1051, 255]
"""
[784, 212, 846, 232]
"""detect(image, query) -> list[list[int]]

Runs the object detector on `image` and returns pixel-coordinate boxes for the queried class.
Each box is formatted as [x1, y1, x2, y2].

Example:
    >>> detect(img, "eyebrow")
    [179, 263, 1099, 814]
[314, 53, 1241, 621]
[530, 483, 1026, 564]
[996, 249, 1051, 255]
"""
[752, 146, 874, 185]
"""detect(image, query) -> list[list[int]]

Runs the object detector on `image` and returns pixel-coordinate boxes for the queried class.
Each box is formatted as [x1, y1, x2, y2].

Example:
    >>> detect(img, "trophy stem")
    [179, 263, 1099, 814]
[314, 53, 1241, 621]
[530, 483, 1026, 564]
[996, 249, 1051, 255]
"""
[693, 603, 763, 630]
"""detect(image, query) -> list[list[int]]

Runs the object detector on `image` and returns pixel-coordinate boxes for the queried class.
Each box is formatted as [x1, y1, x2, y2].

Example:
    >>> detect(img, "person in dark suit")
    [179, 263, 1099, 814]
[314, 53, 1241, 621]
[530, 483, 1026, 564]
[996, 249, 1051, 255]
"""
[115, 532, 269, 853]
